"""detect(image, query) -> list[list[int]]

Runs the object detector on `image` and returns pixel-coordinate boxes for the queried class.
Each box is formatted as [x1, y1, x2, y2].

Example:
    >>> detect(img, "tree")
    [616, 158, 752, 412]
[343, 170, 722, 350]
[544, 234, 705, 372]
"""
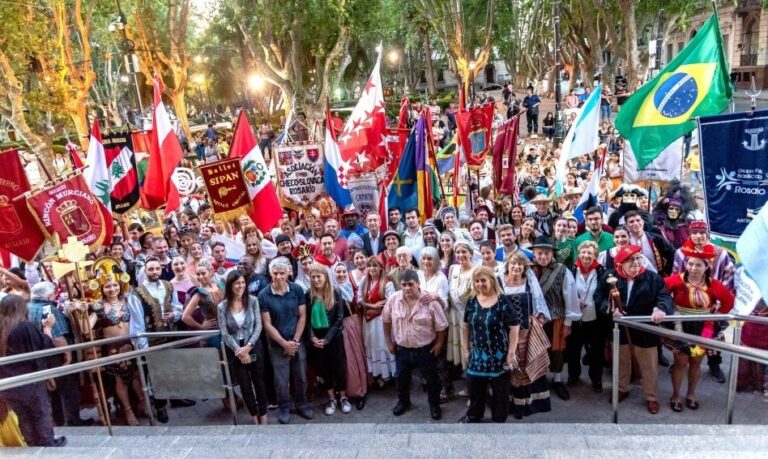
[127, 0, 193, 137]
[420, 0, 496, 98]
[227, 0, 357, 122]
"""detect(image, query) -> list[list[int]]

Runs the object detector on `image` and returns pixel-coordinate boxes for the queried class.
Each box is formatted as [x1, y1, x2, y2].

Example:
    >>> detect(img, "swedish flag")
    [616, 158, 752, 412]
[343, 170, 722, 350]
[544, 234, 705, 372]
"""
[616, 12, 732, 169]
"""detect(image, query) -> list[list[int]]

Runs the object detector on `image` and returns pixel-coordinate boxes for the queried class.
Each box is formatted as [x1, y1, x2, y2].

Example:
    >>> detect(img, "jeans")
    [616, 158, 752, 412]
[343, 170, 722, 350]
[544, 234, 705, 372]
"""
[466, 372, 510, 423]
[395, 344, 440, 409]
[2, 382, 56, 446]
[226, 341, 268, 417]
[269, 341, 309, 410]
[600, 105, 612, 121]
[690, 171, 702, 190]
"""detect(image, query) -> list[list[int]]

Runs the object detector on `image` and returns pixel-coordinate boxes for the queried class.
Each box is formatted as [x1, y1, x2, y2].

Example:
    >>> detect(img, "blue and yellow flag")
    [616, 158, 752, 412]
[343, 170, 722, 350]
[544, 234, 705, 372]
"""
[615, 12, 732, 169]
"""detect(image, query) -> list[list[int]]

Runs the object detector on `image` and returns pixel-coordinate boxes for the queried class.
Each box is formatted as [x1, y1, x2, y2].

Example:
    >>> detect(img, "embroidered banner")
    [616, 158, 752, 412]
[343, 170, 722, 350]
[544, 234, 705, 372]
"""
[274, 143, 326, 210]
[27, 175, 107, 251]
[0, 149, 46, 261]
[102, 132, 140, 214]
[347, 174, 380, 217]
[199, 158, 252, 219]
[698, 110, 768, 240]
[456, 103, 495, 168]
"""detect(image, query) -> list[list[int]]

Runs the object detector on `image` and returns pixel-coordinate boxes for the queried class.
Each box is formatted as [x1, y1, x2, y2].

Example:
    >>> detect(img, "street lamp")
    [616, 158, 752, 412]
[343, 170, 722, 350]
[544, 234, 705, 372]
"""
[387, 49, 400, 66]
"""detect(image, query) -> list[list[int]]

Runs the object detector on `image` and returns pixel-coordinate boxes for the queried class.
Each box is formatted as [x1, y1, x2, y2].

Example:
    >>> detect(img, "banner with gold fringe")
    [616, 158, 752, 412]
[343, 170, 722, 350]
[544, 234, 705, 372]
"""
[199, 157, 252, 220]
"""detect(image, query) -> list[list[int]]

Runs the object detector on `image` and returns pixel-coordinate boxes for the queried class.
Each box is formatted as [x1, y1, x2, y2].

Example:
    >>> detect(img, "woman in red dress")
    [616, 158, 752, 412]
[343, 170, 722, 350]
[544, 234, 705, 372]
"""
[664, 245, 734, 412]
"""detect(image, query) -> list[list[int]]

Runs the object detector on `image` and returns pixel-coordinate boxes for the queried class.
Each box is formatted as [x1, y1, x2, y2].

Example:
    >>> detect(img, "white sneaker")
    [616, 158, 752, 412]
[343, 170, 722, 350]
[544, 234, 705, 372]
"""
[324, 399, 337, 416]
[340, 397, 352, 414]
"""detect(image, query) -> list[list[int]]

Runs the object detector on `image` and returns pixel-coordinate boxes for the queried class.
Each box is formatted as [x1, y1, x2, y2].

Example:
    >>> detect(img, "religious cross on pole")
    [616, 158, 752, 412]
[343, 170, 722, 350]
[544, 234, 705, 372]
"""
[745, 75, 762, 114]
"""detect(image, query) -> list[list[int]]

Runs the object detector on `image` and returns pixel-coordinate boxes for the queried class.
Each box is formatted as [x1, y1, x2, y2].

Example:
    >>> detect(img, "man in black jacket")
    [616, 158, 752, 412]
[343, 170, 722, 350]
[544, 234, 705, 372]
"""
[361, 212, 385, 256]
[594, 245, 673, 414]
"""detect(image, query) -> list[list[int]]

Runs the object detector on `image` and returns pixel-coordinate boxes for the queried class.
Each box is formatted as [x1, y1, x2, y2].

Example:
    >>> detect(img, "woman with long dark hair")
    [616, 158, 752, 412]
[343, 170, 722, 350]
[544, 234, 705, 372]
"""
[0, 295, 65, 446]
[217, 270, 268, 424]
[307, 264, 350, 415]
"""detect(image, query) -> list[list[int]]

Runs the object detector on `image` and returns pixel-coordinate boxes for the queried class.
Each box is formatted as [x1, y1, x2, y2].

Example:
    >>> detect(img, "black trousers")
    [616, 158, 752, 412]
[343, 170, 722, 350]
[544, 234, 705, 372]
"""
[226, 341, 268, 417]
[395, 344, 440, 409]
[526, 112, 539, 134]
[3, 382, 56, 446]
[50, 371, 83, 426]
[466, 372, 510, 423]
[310, 336, 347, 393]
[566, 319, 605, 385]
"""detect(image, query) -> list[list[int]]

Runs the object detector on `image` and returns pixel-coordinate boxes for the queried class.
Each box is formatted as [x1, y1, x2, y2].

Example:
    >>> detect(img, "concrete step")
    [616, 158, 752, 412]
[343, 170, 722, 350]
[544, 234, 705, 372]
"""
[4, 424, 768, 458]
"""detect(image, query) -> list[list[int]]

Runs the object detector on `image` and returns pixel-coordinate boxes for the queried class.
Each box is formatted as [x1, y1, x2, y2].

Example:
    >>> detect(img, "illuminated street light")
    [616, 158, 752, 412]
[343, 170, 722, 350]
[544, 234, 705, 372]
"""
[192, 73, 206, 85]
[387, 49, 400, 65]
[248, 74, 264, 91]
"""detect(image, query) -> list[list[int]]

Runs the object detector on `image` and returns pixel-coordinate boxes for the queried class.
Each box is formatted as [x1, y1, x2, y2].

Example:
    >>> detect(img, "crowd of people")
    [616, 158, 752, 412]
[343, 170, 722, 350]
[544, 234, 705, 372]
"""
[1, 87, 766, 448]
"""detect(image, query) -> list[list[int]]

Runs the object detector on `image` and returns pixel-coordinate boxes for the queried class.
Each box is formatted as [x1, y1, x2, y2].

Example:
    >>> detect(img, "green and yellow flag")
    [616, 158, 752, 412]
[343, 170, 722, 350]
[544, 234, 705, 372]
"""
[616, 12, 732, 169]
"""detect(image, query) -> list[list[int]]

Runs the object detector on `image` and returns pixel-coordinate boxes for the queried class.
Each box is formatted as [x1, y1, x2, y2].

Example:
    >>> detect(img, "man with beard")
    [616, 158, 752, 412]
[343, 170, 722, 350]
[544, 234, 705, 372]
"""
[237, 255, 269, 295]
[388, 206, 406, 234]
[530, 236, 580, 401]
[575, 207, 615, 253]
[128, 257, 187, 422]
[402, 209, 424, 254]
[494, 224, 533, 262]
[313, 219, 348, 261]
[414, 223, 440, 263]
[339, 206, 368, 238]
[315, 233, 341, 269]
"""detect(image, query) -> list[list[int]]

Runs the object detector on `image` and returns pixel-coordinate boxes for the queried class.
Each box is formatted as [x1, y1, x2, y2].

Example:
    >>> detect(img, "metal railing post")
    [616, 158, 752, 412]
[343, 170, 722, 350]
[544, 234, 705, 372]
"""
[136, 354, 154, 426]
[725, 321, 743, 425]
[219, 339, 238, 426]
[612, 323, 620, 424]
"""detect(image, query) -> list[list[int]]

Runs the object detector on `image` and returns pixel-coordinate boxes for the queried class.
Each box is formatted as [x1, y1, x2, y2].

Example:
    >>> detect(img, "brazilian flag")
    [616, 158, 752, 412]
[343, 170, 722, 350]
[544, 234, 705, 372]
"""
[616, 12, 732, 169]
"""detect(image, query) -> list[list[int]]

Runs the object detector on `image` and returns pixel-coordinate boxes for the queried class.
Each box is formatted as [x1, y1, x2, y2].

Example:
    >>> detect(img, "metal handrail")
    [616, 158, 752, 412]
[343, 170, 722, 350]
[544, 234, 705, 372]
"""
[611, 314, 768, 425]
[0, 332, 219, 392]
[0, 330, 220, 366]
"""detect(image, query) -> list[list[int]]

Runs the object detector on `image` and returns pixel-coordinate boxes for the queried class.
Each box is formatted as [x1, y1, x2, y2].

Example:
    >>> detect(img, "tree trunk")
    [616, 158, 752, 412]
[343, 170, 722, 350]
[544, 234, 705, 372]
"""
[68, 103, 90, 149]
[420, 26, 438, 97]
[169, 91, 191, 138]
[621, 0, 641, 86]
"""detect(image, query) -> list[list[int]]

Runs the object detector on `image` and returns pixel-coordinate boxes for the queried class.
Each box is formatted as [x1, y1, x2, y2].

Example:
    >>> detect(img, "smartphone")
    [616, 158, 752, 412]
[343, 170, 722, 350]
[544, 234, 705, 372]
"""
[42, 304, 52, 319]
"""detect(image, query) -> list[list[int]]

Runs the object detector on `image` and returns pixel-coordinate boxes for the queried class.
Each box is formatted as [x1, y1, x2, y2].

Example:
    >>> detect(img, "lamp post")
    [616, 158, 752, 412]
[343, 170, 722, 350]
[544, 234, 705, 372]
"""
[552, 0, 565, 146]
[108, 2, 144, 118]
[387, 49, 401, 96]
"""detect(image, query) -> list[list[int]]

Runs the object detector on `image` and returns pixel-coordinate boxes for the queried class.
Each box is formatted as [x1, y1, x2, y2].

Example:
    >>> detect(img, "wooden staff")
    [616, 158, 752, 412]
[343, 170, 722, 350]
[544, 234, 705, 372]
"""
[72, 264, 112, 435]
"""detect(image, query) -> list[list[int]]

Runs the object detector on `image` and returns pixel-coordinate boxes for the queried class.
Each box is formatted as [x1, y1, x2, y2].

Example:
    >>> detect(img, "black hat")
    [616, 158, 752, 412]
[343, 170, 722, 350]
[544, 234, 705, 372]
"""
[275, 234, 291, 246]
[530, 235, 555, 250]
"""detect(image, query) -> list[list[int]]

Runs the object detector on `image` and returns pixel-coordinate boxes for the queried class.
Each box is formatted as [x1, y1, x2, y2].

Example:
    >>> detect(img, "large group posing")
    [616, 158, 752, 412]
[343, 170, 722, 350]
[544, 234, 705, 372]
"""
[2, 93, 766, 448]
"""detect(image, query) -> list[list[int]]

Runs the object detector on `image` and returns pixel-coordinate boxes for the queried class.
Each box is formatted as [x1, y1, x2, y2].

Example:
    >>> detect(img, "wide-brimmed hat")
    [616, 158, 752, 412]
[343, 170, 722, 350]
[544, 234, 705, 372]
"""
[611, 184, 646, 200]
[680, 244, 716, 261]
[530, 236, 555, 250]
[529, 193, 551, 204]
[564, 187, 583, 197]
[342, 205, 360, 216]
[382, 230, 400, 242]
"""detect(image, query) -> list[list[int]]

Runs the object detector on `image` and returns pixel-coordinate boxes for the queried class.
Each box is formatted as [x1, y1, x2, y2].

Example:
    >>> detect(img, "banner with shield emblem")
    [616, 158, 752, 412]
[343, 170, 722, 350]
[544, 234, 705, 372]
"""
[274, 143, 326, 210]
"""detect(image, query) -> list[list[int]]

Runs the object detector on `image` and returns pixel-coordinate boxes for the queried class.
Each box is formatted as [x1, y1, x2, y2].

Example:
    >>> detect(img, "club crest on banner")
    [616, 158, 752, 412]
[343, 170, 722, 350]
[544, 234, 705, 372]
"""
[274, 143, 326, 211]
[171, 167, 203, 196]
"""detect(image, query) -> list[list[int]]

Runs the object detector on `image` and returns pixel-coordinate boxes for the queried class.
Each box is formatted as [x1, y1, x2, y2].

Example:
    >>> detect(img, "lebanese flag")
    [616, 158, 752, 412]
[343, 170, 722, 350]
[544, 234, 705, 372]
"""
[143, 78, 183, 213]
[66, 140, 84, 169]
[229, 111, 282, 233]
[83, 119, 115, 244]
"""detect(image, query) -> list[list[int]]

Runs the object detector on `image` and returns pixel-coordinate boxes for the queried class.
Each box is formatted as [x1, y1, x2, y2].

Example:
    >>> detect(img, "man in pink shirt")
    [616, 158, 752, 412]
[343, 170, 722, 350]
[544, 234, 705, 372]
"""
[383, 269, 448, 420]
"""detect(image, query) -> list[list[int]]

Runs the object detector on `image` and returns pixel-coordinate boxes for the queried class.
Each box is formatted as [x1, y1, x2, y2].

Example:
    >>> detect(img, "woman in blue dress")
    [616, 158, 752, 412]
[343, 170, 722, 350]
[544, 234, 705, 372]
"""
[459, 266, 521, 423]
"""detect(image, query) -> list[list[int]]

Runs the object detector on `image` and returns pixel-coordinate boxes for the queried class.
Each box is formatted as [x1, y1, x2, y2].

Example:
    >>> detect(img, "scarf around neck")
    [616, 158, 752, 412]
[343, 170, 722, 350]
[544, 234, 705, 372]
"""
[576, 259, 600, 275]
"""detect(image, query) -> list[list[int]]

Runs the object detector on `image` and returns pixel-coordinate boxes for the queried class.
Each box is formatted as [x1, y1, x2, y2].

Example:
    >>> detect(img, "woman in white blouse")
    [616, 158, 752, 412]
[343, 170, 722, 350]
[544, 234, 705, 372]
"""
[418, 247, 450, 308]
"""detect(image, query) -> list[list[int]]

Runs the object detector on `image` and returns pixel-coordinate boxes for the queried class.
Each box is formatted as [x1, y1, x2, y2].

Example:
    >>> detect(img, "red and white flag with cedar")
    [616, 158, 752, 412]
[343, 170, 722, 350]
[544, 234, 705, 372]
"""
[337, 51, 388, 174]
[229, 111, 282, 233]
[83, 119, 114, 244]
[143, 78, 183, 213]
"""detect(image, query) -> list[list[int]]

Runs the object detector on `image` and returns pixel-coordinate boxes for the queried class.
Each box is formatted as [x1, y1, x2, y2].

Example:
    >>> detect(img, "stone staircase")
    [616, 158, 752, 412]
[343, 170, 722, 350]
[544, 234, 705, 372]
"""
[4, 423, 768, 458]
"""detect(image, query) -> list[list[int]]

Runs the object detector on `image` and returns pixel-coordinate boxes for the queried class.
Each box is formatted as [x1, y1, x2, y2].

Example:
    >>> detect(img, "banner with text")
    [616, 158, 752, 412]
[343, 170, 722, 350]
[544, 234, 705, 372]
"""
[27, 175, 108, 252]
[698, 110, 768, 240]
[348, 175, 380, 217]
[0, 149, 46, 261]
[199, 158, 252, 219]
[275, 143, 326, 210]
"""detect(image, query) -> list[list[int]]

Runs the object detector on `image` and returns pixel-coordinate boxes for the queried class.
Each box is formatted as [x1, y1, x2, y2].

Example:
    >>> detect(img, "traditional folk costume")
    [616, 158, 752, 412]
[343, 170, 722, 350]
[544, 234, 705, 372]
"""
[663, 245, 735, 357]
[447, 263, 475, 370]
[503, 275, 552, 418]
[653, 182, 697, 250]
[530, 238, 580, 394]
[358, 277, 396, 379]
[334, 274, 369, 399]
[672, 222, 735, 290]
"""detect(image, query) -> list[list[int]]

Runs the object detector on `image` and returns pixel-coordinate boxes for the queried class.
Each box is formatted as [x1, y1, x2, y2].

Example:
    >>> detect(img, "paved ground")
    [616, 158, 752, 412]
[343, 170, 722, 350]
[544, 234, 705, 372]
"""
[104, 347, 766, 427]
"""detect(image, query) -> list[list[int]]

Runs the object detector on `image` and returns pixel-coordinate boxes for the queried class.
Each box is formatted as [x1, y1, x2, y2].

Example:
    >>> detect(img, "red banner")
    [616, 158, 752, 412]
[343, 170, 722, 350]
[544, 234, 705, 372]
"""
[27, 175, 108, 252]
[0, 149, 46, 261]
[492, 117, 520, 195]
[199, 158, 252, 219]
[456, 103, 495, 168]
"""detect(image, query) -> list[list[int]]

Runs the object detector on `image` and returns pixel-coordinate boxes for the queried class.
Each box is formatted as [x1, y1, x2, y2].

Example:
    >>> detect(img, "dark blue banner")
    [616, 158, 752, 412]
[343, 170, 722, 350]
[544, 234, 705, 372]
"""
[698, 110, 768, 240]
